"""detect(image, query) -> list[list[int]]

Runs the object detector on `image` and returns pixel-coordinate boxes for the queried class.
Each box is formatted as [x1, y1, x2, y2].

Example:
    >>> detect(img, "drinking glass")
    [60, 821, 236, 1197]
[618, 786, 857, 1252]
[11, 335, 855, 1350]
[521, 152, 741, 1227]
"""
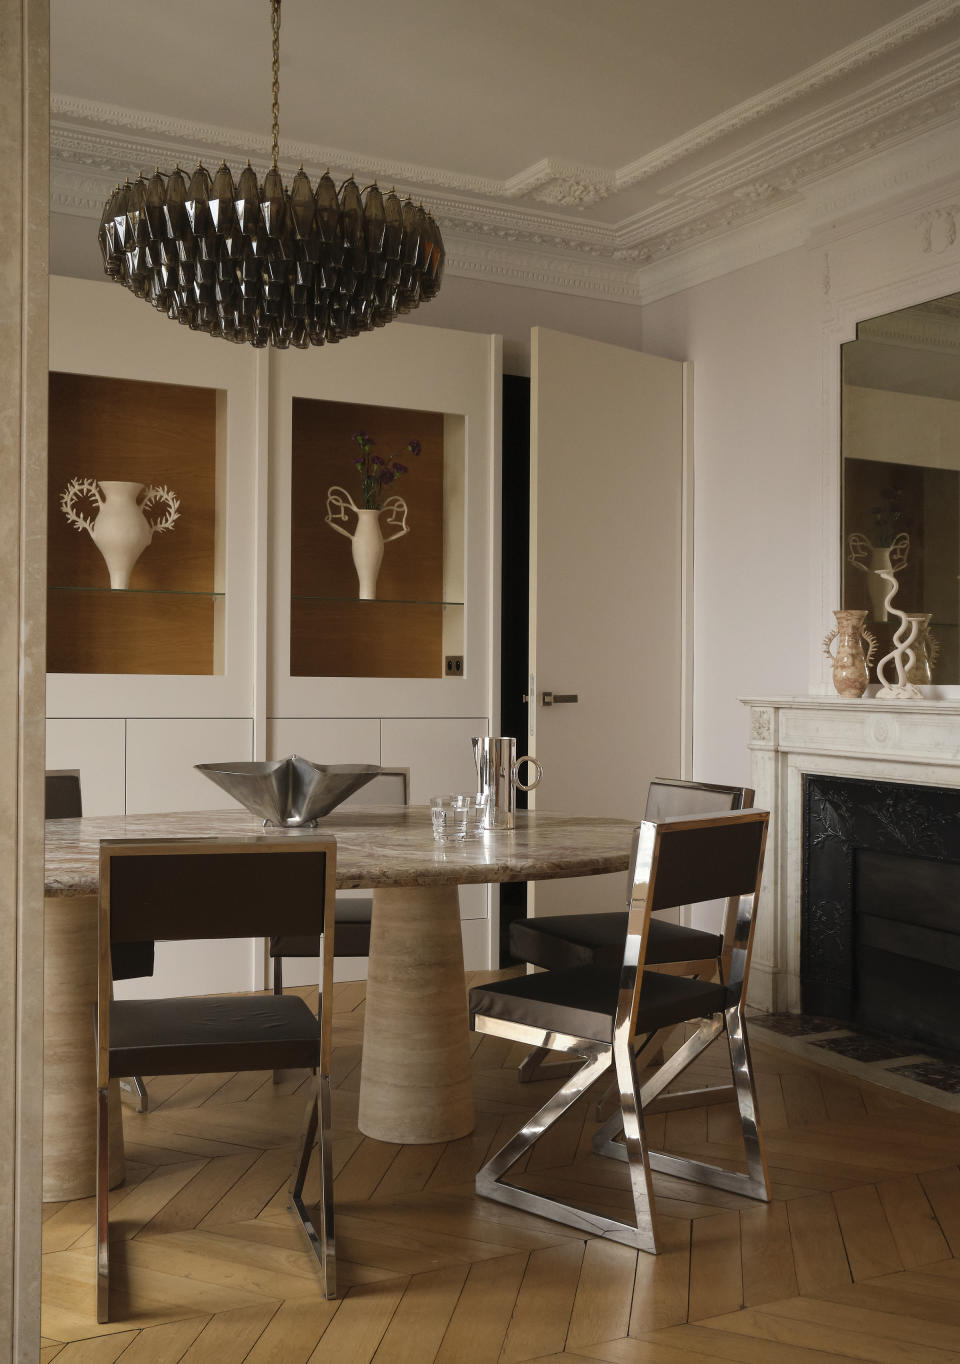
[430, 793, 470, 843]
[465, 791, 492, 838]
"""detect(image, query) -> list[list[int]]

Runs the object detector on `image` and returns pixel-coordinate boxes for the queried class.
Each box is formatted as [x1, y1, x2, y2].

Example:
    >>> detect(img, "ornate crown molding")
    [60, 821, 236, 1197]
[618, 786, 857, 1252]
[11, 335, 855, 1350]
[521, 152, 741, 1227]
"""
[50, 0, 960, 305]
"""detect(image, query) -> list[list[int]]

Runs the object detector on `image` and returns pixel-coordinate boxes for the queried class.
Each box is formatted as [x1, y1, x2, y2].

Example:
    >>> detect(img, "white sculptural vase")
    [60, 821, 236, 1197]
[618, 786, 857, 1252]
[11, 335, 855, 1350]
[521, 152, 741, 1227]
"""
[60, 478, 181, 589]
[874, 569, 922, 699]
[847, 531, 909, 622]
[325, 486, 409, 600]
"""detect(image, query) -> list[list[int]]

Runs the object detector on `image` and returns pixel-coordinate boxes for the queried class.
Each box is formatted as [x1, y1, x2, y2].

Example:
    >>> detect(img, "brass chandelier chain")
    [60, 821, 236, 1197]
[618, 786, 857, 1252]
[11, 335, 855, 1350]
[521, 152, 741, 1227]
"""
[271, 0, 281, 169]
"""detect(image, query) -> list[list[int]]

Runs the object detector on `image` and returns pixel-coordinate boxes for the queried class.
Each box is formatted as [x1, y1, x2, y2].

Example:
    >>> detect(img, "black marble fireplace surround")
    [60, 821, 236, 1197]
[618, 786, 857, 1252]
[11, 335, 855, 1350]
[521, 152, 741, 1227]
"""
[802, 773, 960, 1054]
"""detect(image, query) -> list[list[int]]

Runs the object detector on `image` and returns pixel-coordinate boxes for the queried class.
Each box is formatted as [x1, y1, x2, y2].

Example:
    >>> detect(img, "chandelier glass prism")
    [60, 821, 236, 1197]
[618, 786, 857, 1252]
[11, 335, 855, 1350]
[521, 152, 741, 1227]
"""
[97, 0, 445, 349]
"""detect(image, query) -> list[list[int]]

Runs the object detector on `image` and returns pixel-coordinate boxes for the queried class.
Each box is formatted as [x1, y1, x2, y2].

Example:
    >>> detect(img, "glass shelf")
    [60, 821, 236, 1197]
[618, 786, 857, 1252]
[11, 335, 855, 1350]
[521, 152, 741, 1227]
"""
[291, 594, 464, 608]
[49, 585, 225, 600]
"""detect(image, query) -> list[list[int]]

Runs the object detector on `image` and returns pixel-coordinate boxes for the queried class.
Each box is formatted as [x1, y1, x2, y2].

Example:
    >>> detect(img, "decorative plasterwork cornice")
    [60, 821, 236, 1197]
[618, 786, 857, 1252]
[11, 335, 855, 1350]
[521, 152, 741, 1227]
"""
[49, 0, 960, 304]
[855, 293, 960, 352]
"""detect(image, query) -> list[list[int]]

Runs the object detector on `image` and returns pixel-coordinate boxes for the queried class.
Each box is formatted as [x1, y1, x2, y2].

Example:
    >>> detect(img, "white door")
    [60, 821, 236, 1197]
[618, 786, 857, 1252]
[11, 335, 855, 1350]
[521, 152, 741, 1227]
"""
[528, 327, 689, 915]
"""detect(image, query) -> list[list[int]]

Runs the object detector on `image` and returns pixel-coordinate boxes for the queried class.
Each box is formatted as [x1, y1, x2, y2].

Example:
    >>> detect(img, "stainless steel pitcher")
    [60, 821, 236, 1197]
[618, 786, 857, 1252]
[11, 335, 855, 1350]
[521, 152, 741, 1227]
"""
[471, 736, 542, 830]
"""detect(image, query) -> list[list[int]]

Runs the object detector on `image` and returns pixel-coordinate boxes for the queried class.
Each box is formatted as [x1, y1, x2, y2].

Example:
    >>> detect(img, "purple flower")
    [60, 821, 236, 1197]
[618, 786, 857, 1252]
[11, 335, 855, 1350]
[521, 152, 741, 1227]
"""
[391, 461, 408, 475]
[371, 454, 385, 467]
[381, 469, 395, 485]
[408, 439, 421, 456]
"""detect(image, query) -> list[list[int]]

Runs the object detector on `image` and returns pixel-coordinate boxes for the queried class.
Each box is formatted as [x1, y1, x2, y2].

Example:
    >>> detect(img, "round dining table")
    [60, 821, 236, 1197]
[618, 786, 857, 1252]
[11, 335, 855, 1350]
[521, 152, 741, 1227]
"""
[44, 804, 637, 1200]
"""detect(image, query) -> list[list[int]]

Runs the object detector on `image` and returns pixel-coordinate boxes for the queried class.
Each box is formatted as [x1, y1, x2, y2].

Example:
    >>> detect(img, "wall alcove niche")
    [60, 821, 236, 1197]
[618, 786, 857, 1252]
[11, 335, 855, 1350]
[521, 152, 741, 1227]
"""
[47, 371, 226, 676]
[289, 398, 465, 679]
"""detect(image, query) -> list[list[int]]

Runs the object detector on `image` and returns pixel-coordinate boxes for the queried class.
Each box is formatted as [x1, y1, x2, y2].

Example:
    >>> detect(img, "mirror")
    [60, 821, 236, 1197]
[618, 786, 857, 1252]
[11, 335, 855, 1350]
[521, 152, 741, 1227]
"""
[841, 293, 960, 685]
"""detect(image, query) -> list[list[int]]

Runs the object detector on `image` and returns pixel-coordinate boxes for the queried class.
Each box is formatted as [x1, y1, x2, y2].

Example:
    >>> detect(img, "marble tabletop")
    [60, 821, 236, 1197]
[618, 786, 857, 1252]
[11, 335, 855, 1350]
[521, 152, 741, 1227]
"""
[44, 805, 639, 897]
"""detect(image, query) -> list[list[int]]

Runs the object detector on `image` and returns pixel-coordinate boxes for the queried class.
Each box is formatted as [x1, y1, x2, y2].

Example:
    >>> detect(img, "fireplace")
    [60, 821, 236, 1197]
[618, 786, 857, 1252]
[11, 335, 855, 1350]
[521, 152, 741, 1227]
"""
[742, 695, 960, 1014]
[802, 773, 960, 1052]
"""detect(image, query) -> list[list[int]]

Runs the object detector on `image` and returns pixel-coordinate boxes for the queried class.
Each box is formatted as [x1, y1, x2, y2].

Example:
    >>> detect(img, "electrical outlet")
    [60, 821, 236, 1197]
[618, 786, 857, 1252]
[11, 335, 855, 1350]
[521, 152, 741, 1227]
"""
[445, 655, 464, 676]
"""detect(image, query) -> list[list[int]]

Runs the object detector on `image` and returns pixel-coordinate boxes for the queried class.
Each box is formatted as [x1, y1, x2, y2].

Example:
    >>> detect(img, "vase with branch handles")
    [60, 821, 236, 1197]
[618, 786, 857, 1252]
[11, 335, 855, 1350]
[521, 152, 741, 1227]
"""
[847, 531, 909, 621]
[325, 486, 409, 600]
[60, 478, 181, 589]
[823, 609, 877, 698]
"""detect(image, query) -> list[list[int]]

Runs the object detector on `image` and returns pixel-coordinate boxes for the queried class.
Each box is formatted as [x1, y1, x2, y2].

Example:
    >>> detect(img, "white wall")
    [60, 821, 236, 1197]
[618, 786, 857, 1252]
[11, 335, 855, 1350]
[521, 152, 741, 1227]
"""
[639, 249, 820, 786]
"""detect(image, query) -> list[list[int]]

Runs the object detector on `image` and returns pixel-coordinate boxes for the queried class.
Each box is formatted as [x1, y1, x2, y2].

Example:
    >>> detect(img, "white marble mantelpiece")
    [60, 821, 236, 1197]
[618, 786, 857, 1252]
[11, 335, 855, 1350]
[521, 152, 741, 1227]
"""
[742, 696, 960, 1011]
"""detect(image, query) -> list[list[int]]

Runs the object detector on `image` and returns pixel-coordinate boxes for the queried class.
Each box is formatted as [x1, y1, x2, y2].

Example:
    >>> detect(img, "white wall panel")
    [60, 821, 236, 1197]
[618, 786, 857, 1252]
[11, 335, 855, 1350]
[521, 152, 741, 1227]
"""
[45, 718, 125, 816]
[125, 717, 254, 813]
[267, 717, 380, 764]
[114, 939, 258, 1001]
[380, 717, 486, 800]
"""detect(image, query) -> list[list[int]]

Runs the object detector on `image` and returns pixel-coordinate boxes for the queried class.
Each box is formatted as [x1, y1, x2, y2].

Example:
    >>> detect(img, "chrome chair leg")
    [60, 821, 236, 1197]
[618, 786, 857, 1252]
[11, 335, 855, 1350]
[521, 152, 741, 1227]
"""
[290, 1073, 336, 1299]
[517, 1044, 577, 1085]
[593, 1016, 733, 1159]
[273, 957, 284, 1085]
[96, 1085, 110, 1324]
[119, 1075, 149, 1112]
[477, 1042, 656, 1251]
[613, 1033, 659, 1255]
[594, 1026, 672, 1120]
[724, 1002, 770, 1200]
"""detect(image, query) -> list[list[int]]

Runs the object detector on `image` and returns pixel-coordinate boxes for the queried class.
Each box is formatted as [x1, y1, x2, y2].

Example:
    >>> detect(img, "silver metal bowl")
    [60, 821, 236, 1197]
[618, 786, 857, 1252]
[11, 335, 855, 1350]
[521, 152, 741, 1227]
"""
[195, 755, 381, 827]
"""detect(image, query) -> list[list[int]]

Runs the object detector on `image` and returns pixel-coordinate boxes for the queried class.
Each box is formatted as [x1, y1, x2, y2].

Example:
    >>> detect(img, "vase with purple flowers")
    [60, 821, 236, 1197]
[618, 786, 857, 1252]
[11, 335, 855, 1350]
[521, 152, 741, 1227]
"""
[325, 432, 420, 599]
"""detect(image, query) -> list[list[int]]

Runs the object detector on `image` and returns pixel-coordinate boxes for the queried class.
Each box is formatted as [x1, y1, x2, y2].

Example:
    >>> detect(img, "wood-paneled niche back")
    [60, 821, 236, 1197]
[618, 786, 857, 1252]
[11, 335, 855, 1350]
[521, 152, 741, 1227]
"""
[47, 372, 223, 676]
[291, 398, 463, 678]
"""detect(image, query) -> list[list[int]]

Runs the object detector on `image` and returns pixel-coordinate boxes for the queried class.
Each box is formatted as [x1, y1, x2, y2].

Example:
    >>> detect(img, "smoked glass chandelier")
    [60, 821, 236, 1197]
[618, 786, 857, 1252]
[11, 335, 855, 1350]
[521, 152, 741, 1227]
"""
[97, 0, 445, 349]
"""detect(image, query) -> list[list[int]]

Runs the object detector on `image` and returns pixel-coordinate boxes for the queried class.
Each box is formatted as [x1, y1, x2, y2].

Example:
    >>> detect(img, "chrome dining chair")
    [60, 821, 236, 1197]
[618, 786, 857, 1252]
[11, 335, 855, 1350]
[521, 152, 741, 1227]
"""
[469, 808, 769, 1252]
[95, 837, 338, 1322]
[510, 777, 753, 1084]
[45, 770, 151, 1111]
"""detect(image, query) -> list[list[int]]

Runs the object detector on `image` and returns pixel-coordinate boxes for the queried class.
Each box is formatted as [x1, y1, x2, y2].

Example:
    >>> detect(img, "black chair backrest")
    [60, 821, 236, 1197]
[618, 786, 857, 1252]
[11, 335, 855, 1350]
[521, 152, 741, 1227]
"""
[100, 838, 336, 945]
[619, 810, 768, 1033]
[45, 770, 82, 820]
[644, 777, 753, 821]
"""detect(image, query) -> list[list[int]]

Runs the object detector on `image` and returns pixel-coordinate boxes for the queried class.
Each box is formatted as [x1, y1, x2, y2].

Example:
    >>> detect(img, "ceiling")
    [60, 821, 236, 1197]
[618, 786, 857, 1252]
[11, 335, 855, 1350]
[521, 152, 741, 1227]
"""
[50, 0, 960, 302]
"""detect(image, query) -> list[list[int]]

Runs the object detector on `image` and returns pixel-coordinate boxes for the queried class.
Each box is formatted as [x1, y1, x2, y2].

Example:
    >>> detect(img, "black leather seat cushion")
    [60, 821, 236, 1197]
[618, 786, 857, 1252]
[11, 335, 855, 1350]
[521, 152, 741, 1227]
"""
[509, 912, 722, 972]
[109, 993, 323, 1077]
[469, 968, 729, 1045]
[270, 897, 372, 959]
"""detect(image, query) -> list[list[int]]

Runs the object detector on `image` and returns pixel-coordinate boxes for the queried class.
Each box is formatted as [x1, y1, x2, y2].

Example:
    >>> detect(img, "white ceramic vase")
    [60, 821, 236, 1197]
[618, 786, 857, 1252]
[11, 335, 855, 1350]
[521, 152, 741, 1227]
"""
[60, 478, 181, 589]
[847, 531, 909, 622]
[325, 486, 409, 600]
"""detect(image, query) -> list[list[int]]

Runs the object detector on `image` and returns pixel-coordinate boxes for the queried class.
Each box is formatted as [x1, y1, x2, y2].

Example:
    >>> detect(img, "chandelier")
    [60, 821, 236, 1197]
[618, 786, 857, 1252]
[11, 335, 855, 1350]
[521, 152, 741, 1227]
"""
[97, 0, 445, 349]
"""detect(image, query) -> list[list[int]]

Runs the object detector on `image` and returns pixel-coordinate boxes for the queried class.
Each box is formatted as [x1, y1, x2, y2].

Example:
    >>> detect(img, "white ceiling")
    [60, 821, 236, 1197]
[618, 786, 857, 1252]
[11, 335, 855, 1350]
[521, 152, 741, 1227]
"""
[50, 0, 960, 301]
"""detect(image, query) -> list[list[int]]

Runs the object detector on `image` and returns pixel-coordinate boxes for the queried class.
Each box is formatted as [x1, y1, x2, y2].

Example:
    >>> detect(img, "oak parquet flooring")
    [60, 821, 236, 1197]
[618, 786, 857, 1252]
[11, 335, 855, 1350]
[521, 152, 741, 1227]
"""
[41, 978, 960, 1363]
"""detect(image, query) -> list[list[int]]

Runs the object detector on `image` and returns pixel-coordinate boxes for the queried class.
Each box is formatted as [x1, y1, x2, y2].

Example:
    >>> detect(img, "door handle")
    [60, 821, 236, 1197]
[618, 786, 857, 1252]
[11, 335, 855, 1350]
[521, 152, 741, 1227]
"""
[541, 691, 579, 706]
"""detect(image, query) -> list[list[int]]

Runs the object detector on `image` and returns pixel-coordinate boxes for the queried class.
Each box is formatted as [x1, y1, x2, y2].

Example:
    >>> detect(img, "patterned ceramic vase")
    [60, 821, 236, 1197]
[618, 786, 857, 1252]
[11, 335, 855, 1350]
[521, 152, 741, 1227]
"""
[905, 613, 939, 686]
[823, 609, 877, 698]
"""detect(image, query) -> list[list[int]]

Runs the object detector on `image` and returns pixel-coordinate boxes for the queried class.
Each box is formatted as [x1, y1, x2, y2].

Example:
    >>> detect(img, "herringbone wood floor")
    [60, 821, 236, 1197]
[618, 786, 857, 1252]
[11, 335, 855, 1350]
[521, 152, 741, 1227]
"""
[41, 972, 960, 1363]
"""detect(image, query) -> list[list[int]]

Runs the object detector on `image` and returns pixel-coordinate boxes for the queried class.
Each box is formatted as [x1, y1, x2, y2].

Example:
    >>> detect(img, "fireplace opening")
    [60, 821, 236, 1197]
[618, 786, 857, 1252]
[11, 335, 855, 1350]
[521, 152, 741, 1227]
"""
[802, 774, 960, 1054]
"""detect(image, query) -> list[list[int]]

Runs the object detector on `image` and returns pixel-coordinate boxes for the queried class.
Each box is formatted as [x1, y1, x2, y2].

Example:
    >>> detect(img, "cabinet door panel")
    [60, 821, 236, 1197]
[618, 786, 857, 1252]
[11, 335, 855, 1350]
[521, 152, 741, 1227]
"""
[46, 718, 125, 816]
[268, 717, 380, 765]
[125, 717, 254, 814]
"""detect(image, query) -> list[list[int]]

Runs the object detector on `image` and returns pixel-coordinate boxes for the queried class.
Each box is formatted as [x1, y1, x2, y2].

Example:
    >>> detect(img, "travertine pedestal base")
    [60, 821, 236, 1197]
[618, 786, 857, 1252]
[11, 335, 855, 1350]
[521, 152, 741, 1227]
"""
[358, 885, 474, 1144]
[43, 894, 125, 1201]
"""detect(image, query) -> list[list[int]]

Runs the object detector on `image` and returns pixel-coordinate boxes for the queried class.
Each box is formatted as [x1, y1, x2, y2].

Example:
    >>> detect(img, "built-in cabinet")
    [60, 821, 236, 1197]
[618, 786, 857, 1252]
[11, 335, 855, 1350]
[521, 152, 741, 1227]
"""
[47, 276, 499, 989]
